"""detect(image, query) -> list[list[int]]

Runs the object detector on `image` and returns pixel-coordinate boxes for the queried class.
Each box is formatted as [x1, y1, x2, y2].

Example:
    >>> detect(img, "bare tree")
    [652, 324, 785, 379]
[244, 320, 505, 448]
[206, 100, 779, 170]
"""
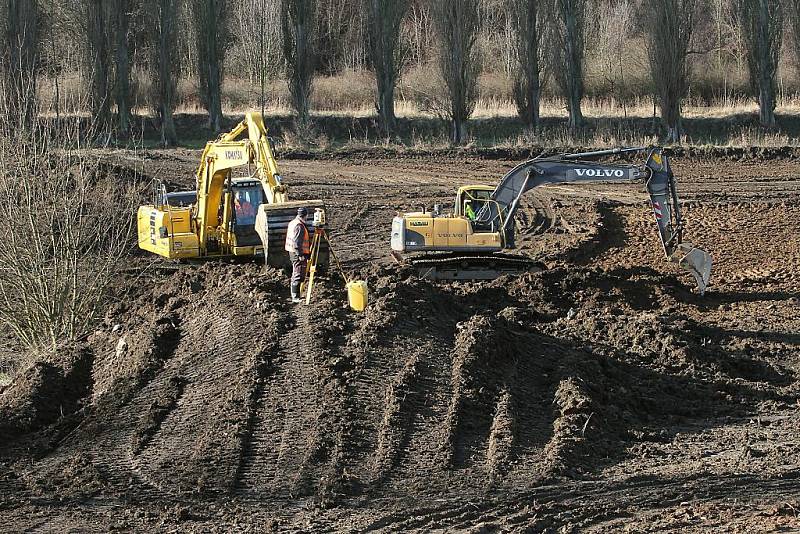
[0, 118, 138, 354]
[85, 0, 112, 129]
[4, 0, 38, 130]
[788, 0, 800, 98]
[193, 0, 227, 133]
[735, 0, 783, 128]
[644, 0, 699, 142]
[553, 0, 586, 130]
[509, 0, 548, 129]
[114, 0, 132, 139]
[282, 0, 315, 126]
[366, 0, 409, 134]
[432, 0, 481, 145]
[150, 0, 179, 146]
[402, 1, 434, 68]
[592, 0, 635, 107]
[316, 0, 368, 72]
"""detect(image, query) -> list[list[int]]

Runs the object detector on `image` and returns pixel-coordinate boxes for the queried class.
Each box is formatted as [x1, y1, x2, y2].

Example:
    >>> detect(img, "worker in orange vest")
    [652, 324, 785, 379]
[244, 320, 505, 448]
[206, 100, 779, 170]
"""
[284, 206, 311, 303]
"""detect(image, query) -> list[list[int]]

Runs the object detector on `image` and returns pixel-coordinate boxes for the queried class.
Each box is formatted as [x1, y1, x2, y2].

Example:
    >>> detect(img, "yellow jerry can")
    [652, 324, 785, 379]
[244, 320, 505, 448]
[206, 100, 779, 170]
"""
[346, 280, 368, 312]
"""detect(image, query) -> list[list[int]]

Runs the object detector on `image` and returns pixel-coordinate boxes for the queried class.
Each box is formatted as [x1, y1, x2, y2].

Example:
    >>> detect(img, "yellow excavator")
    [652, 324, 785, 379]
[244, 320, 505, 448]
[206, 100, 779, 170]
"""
[137, 112, 327, 268]
[391, 147, 713, 294]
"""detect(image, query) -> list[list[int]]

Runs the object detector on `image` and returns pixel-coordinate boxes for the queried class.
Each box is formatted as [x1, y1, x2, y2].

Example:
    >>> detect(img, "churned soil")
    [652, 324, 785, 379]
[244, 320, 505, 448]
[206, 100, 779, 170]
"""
[1, 149, 799, 532]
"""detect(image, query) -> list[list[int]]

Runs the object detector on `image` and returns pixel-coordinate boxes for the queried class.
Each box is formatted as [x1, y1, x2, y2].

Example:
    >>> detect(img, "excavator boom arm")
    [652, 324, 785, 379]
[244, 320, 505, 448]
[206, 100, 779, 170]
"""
[482, 146, 712, 293]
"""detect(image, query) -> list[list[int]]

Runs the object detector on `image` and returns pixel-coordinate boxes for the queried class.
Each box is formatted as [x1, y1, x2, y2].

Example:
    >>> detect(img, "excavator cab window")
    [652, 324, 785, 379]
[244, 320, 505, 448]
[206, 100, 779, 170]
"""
[232, 185, 263, 226]
[462, 189, 493, 230]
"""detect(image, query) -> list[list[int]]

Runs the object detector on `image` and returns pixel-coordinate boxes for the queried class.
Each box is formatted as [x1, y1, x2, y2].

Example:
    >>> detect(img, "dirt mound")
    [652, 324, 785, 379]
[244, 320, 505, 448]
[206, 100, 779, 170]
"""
[6, 263, 770, 503]
[0, 346, 93, 437]
[2, 152, 800, 531]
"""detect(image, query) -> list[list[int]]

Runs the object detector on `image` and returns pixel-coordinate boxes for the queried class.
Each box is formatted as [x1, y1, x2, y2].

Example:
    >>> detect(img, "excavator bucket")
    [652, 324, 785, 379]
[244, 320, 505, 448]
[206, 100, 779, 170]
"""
[256, 201, 329, 269]
[673, 243, 713, 295]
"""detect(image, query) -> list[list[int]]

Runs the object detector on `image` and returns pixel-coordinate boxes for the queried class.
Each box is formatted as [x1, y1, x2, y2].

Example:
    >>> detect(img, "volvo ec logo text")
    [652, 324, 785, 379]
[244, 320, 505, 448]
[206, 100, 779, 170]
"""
[574, 168, 625, 177]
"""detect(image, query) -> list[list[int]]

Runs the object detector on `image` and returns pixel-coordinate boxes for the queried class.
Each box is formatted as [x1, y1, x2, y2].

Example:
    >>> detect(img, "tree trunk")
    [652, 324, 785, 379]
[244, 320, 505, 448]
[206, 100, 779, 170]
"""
[451, 118, 466, 145]
[512, 0, 543, 129]
[207, 46, 223, 132]
[433, 0, 480, 146]
[660, 80, 684, 141]
[756, 0, 778, 128]
[564, 33, 584, 130]
[556, 0, 586, 131]
[759, 84, 776, 128]
[666, 120, 682, 143]
[737, 0, 782, 130]
[377, 75, 396, 132]
[566, 93, 584, 130]
[528, 84, 540, 128]
[156, 0, 178, 146]
[114, 0, 131, 139]
[195, 0, 226, 133]
[368, 0, 407, 135]
[282, 0, 315, 128]
[87, 0, 111, 129]
[292, 21, 310, 124]
[5, 0, 39, 130]
[645, 0, 696, 144]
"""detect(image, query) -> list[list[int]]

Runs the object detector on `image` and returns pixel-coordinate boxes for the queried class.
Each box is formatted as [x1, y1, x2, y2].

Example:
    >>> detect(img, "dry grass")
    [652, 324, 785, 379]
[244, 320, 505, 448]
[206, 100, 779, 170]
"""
[36, 67, 800, 120]
[30, 66, 800, 150]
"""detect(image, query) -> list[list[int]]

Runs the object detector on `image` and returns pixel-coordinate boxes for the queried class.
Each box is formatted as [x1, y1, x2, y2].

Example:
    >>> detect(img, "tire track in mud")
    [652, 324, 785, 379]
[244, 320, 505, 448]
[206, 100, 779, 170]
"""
[234, 303, 323, 498]
[361, 469, 800, 532]
[517, 194, 556, 237]
[22, 267, 284, 500]
[378, 339, 452, 487]
[335, 301, 413, 486]
[441, 313, 561, 481]
[131, 307, 271, 495]
[339, 279, 466, 492]
[27, 315, 185, 501]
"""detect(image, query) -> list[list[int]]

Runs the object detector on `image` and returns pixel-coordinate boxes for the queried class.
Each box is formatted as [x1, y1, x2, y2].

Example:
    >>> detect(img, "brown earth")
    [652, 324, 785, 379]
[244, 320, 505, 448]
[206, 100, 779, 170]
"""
[1, 150, 800, 532]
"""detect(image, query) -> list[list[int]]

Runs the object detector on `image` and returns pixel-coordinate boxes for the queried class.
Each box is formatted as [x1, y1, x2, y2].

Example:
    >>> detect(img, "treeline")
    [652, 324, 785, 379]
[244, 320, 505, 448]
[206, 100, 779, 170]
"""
[2, 0, 800, 144]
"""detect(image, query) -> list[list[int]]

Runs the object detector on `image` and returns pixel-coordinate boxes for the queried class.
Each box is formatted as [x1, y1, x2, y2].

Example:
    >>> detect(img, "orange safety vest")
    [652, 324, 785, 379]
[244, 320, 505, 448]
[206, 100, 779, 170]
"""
[285, 217, 311, 254]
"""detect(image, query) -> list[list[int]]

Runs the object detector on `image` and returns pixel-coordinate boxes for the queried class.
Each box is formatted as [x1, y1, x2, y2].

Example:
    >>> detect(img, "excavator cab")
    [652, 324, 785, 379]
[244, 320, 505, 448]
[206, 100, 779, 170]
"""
[229, 178, 264, 246]
[454, 185, 503, 235]
[454, 185, 493, 219]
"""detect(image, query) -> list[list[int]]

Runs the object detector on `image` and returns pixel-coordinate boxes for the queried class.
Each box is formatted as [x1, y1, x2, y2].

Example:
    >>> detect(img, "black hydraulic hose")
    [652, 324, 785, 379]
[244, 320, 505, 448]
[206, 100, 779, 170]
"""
[559, 146, 647, 160]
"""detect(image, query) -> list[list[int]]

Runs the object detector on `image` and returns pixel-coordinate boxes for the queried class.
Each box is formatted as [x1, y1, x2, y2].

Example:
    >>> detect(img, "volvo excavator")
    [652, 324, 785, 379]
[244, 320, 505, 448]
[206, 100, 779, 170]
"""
[390, 147, 713, 294]
[137, 112, 327, 268]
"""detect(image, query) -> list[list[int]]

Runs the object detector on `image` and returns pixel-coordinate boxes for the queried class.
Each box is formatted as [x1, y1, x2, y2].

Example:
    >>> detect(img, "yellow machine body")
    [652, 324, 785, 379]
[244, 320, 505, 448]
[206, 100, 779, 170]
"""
[391, 185, 503, 253]
[137, 206, 199, 259]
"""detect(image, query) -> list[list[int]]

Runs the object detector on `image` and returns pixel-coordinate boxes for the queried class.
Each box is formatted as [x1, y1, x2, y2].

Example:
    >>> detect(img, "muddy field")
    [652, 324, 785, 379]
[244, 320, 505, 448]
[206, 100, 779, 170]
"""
[1, 150, 800, 532]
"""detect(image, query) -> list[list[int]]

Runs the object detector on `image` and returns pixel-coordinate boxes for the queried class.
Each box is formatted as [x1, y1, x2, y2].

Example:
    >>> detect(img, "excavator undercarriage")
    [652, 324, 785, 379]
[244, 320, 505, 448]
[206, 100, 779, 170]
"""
[397, 251, 546, 280]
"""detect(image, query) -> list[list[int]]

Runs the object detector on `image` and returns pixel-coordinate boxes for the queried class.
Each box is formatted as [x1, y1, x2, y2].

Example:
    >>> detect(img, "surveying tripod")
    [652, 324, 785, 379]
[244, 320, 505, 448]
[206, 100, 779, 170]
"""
[301, 208, 346, 305]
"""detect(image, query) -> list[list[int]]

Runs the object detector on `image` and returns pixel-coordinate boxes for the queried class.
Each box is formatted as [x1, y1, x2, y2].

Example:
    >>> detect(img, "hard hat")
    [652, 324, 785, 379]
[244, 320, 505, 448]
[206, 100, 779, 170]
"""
[297, 207, 308, 217]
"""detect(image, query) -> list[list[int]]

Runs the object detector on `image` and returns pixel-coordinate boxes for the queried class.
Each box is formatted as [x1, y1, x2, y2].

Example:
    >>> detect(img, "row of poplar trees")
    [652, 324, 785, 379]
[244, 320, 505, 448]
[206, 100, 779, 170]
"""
[2, 0, 798, 145]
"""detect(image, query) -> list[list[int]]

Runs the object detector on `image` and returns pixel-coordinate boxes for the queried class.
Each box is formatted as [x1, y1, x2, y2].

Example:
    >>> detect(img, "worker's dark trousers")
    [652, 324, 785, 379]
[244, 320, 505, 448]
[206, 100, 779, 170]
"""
[289, 251, 307, 297]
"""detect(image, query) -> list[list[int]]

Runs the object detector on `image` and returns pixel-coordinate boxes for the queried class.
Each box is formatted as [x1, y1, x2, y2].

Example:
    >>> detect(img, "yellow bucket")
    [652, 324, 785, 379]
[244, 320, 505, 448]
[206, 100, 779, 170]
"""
[346, 280, 368, 312]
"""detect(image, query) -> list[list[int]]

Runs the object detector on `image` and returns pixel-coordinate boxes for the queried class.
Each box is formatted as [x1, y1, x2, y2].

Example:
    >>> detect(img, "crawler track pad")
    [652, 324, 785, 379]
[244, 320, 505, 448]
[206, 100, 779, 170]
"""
[409, 252, 545, 281]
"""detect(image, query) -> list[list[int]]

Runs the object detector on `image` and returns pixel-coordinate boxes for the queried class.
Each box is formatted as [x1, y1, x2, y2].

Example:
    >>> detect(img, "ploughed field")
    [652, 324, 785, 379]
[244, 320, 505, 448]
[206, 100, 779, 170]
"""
[1, 150, 799, 532]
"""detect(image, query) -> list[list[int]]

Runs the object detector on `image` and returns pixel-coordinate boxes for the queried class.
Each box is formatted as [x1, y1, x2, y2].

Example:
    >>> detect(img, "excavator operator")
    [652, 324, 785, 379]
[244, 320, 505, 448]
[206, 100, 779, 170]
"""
[284, 206, 311, 303]
[464, 200, 477, 221]
[234, 190, 257, 225]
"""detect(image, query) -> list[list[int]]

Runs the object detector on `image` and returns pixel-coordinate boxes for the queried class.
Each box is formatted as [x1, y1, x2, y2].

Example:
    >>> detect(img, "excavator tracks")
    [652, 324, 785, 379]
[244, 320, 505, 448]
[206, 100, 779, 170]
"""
[409, 252, 545, 280]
